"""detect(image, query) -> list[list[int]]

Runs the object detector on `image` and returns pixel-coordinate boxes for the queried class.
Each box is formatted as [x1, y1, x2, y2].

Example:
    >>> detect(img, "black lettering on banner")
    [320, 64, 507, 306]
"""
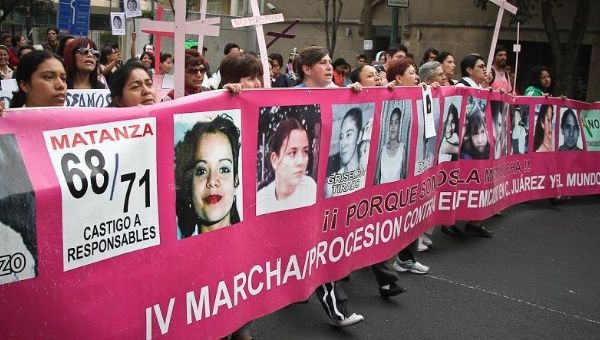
[61, 152, 88, 198]
[121, 169, 151, 213]
[0, 253, 26, 276]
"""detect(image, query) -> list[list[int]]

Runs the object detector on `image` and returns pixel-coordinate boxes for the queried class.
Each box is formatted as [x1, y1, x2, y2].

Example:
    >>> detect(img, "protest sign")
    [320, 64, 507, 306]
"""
[1, 87, 599, 338]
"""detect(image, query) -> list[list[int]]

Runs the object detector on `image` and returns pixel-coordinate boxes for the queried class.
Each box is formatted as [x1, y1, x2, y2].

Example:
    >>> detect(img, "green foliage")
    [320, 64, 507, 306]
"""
[473, 0, 540, 25]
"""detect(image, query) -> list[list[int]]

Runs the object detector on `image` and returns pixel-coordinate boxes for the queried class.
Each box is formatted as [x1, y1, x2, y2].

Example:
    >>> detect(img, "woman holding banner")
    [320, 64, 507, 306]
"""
[293, 45, 365, 328]
[108, 61, 156, 107]
[9, 50, 67, 108]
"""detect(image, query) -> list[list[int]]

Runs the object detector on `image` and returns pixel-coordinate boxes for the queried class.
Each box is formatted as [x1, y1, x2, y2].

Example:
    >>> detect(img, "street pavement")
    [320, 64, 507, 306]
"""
[250, 195, 600, 339]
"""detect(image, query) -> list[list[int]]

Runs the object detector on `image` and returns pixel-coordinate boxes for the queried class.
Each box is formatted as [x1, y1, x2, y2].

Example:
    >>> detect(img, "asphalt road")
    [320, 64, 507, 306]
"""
[249, 195, 600, 339]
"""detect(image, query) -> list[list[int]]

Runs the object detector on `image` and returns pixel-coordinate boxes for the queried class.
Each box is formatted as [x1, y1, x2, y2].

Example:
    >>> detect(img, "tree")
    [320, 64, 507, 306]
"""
[0, 0, 53, 27]
[474, 0, 591, 99]
[360, 0, 375, 62]
[323, 0, 344, 57]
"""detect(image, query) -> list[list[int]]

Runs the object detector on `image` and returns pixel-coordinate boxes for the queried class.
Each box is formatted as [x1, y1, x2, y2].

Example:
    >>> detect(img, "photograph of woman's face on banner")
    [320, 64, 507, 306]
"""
[533, 104, 556, 152]
[491, 100, 509, 160]
[0, 134, 37, 285]
[437, 96, 462, 164]
[558, 107, 583, 151]
[256, 105, 321, 215]
[174, 110, 243, 239]
[375, 99, 412, 184]
[325, 103, 374, 198]
[510, 105, 529, 155]
[460, 97, 490, 160]
[414, 97, 440, 175]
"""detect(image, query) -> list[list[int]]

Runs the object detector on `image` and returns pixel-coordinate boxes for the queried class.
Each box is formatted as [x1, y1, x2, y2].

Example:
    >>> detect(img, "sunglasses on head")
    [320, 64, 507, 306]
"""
[77, 47, 100, 58]
[185, 67, 206, 74]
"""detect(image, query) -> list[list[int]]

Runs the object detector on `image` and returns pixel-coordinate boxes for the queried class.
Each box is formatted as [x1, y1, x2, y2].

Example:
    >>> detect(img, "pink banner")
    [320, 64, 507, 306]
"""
[1, 87, 599, 338]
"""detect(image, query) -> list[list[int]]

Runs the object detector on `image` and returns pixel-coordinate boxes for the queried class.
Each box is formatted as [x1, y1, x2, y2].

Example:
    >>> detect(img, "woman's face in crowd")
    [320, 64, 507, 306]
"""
[141, 54, 152, 68]
[542, 106, 554, 140]
[442, 55, 455, 76]
[0, 49, 8, 66]
[339, 116, 359, 166]
[271, 129, 309, 190]
[540, 70, 551, 90]
[270, 58, 281, 78]
[304, 54, 333, 87]
[21, 58, 67, 107]
[116, 68, 156, 107]
[192, 132, 236, 229]
[185, 64, 205, 90]
[159, 57, 173, 74]
[397, 65, 418, 85]
[240, 75, 262, 89]
[75, 44, 97, 73]
[389, 112, 400, 141]
[359, 65, 380, 87]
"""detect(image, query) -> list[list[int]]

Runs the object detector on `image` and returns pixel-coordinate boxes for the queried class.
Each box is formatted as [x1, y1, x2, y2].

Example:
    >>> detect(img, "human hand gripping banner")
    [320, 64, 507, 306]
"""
[1, 87, 599, 338]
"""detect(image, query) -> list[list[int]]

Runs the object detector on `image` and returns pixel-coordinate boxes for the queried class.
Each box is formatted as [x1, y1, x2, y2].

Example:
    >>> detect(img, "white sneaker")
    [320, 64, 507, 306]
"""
[329, 313, 365, 327]
[421, 233, 433, 246]
[417, 237, 429, 252]
[393, 260, 429, 274]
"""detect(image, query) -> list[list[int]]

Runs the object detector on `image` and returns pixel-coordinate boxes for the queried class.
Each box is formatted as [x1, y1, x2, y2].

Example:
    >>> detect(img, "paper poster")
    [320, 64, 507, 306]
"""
[581, 109, 600, 151]
[558, 107, 583, 151]
[375, 100, 412, 184]
[1, 79, 18, 92]
[43, 118, 159, 270]
[422, 86, 436, 139]
[111, 12, 125, 35]
[325, 103, 374, 198]
[125, 0, 142, 18]
[415, 96, 440, 175]
[173, 110, 243, 238]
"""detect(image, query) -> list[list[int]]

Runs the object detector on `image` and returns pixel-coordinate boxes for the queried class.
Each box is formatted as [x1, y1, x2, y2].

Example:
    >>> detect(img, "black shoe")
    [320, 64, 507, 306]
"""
[464, 224, 493, 238]
[379, 282, 408, 297]
[441, 225, 466, 238]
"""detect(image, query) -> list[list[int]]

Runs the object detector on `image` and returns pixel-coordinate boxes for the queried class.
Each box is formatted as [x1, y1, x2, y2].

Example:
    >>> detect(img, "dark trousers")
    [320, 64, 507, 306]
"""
[315, 281, 350, 320]
[371, 261, 399, 286]
[398, 239, 418, 262]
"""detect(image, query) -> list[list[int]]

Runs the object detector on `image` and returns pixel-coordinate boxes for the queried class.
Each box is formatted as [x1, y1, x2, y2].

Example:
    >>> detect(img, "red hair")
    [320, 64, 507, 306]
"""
[62, 37, 103, 89]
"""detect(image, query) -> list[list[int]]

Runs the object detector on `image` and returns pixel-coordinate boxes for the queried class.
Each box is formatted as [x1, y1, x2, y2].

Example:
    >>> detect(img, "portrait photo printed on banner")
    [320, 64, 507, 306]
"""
[111, 12, 125, 36]
[533, 104, 556, 152]
[174, 110, 243, 239]
[581, 109, 600, 151]
[0, 135, 37, 285]
[256, 105, 321, 216]
[375, 99, 412, 184]
[324, 103, 374, 198]
[460, 96, 490, 160]
[414, 96, 440, 175]
[491, 100, 509, 160]
[437, 96, 462, 164]
[510, 105, 530, 155]
[558, 107, 583, 151]
[125, 0, 141, 18]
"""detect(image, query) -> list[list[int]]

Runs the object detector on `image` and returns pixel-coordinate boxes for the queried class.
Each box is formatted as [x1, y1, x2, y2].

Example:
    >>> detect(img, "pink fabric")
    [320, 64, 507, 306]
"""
[0, 87, 599, 338]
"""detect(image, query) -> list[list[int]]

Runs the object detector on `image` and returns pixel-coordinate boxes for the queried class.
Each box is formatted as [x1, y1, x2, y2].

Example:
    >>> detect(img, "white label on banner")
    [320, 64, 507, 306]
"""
[363, 40, 373, 50]
[43, 118, 160, 271]
[64, 89, 112, 107]
[231, 13, 284, 28]
[422, 86, 436, 138]
[162, 74, 174, 89]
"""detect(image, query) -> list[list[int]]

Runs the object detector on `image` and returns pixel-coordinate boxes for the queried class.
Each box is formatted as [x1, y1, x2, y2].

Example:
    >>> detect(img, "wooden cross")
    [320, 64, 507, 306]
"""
[486, 0, 518, 74]
[231, 0, 285, 88]
[266, 19, 299, 48]
[139, 1, 220, 98]
[512, 22, 521, 94]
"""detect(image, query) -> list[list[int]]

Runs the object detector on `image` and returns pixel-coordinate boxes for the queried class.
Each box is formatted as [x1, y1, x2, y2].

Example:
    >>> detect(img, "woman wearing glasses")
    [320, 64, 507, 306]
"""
[62, 37, 107, 89]
[167, 50, 207, 99]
